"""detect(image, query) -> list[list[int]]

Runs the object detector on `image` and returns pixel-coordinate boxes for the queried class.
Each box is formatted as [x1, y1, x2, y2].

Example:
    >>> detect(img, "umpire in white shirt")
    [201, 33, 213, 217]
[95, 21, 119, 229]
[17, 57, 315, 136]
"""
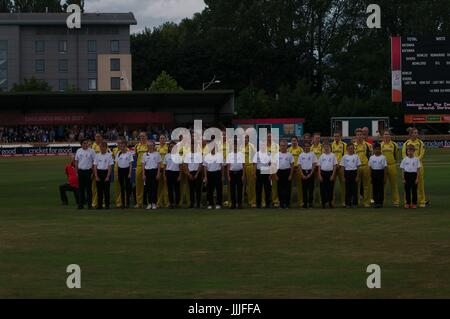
[75, 139, 96, 209]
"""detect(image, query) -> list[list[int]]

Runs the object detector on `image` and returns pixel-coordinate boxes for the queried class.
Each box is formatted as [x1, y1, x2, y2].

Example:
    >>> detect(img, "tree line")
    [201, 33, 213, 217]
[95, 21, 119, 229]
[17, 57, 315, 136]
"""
[0, 0, 84, 13]
[131, 0, 450, 134]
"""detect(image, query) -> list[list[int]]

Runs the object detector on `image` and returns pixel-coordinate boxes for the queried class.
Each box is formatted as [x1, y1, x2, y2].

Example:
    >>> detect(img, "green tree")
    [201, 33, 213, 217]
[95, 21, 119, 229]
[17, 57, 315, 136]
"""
[62, 0, 85, 12]
[0, 0, 12, 12]
[11, 77, 52, 92]
[148, 71, 183, 91]
[13, 0, 62, 12]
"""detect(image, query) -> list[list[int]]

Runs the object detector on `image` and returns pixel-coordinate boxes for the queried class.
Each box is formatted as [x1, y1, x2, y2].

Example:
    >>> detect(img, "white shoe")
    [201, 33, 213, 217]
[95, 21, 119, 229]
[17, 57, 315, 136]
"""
[146, 204, 152, 210]
[152, 204, 157, 210]
[215, 205, 221, 210]
[207, 206, 213, 210]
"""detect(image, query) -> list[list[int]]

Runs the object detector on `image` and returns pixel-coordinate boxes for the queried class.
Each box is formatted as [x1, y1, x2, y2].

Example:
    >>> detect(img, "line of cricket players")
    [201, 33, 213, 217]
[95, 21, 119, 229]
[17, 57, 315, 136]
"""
[72, 126, 427, 210]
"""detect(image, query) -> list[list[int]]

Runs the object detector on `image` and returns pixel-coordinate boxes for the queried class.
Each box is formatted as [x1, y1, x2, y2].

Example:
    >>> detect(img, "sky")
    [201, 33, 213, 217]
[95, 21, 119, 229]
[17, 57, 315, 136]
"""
[85, 0, 207, 33]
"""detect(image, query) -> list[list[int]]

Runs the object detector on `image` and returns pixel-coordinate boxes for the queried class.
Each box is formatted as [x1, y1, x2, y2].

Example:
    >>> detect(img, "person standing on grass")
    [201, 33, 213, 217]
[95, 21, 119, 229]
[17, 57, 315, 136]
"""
[134, 132, 149, 208]
[381, 130, 400, 207]
[298, 142, 317, 209]
[311, 133, 323, 207]
[227, 140, 246, 209]
[242, 135, 257, 208]
[163, 141, 182, 209]
[276, 139, 295, 209]
[288, 135, 304, 208]
[354, 128, 373, 208]
[340, 144, 361, 209]
[59, 156, 79, 206]
[93, 142, 114, 210]
[74, 139, 96, 210]
[142, 140, 162, 211]
[318, 143, 338, 209]
[116, 139, 134, 209]
[204, 144, 225, 210]
[253, 142, 273, 209]
[157, 135, 170, 208]
[91, 133, 105, 209]
[369, 143, 388, 209]
[184, 140, 203, 209]
[400, 145, 421, 209]
[402, 128, 427, 208]
[331, 132, 347, 207]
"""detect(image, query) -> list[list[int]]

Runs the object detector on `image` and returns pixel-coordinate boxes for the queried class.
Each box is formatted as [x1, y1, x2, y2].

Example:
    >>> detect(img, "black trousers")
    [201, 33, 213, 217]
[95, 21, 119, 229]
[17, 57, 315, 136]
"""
[256, 169, 271, 208]
[77, 169, 92, 208]
[207, 171, 223, 206]
[229, 170, 243, 208]
[371, 169, 385, 206]
[404, 172, 418, 205]
[344, 170, 358, 207]
[96, 170, 110, 208]
[60, 183, 79, 205]
[118, 167, 131, 207]
[320, 170, 335, 206]
[166, 170, 180, 206]
[188, 171, 202, 208]
[144, 169, 158, 205]
[301, 170, 314, 207]
[277, 169, 292, 208]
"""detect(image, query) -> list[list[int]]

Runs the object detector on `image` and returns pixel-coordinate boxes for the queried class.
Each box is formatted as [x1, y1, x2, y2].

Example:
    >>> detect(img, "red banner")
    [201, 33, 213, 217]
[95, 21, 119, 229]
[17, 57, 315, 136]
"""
[0, 112, 173, 125]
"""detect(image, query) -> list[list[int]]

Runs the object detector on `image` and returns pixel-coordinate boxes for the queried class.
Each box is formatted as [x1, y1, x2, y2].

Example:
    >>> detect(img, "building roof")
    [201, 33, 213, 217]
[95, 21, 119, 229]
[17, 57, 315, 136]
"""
[0, 13, 137, 26]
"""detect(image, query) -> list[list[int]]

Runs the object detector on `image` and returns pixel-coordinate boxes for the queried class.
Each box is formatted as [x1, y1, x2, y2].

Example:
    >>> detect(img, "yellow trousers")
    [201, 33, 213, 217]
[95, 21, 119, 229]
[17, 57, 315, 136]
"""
[358, 165, 371, 207]
[245, 165, 256, 207]
[114, 166, 122, 208]
[179, 174, 189, 206]
[418, 166, 426, 207]
[385, 164, 400, 206]
[157, 177, 169, 208]
[135, 166, 144, 206]
[91, 179, 97, 208]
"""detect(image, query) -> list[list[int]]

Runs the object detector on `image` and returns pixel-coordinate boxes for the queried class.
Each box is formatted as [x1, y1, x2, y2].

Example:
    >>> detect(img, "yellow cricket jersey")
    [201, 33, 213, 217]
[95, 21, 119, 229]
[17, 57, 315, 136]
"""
[311, 143, 323, 159]
[381, 141, 399, 165]
[135, 143, 149, 167]
[402, 139, 425, 161]
[288, 145, 303, 167]
[242, 143, 256, 165]
[331, 141, 346, 162]
[91, 142, 101, 154]
[354, 141, 372, 166]
[157, 144, 169, 167]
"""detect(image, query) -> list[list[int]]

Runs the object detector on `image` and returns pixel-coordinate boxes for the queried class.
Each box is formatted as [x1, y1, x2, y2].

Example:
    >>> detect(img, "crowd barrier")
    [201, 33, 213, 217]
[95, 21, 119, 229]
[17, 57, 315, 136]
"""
[0, 138, 449, 158]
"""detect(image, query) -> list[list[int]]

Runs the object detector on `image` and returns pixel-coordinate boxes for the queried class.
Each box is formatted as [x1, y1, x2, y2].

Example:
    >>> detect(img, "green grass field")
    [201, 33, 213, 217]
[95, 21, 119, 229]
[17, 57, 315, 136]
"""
[1, 150, 450, 298]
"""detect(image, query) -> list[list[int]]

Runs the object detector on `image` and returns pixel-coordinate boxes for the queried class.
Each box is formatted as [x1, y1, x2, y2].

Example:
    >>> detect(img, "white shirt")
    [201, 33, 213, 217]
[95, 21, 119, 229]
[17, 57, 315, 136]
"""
[164, 153, 181, 172]
[277, 152, 294, 170]
[318, 153, 338, 172]
[94, 152, 114, 170]
[184, 152, 203, 172]
[253, 151, 272, 170]
[142, 152, 161, 170]
[75, 148, 96, 170]
[227, 152, 245, 171]
[340, 154, 361, 171]
[400, 156, 421, 173]
[203, 153, 224, 172]
[298, 152, 317, 170]
[116, 151, 134, 169]
[369, 155, 387, 170]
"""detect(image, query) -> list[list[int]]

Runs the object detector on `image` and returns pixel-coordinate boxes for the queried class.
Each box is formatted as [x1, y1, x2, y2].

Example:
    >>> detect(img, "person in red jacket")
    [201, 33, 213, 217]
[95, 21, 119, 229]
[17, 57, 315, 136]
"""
[60, 156, 79, 206]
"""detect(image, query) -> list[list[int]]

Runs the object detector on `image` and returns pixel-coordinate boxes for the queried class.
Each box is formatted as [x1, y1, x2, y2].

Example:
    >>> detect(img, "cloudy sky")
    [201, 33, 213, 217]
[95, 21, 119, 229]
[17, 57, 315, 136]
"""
[85, 0, 206, 33]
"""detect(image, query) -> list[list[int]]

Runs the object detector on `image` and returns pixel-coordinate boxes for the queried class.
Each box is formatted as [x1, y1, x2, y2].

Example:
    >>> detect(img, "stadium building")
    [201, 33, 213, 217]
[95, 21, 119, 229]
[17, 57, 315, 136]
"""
[0, 12, 137, 92]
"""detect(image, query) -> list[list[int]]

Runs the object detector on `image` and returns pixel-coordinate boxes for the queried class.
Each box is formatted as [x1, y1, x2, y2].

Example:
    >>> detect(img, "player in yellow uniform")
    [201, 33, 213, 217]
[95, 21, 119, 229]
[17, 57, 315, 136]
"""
[331, 132, 347, 207]
[402, 128, 426, 208]
[156, 135, 169, 208]
[381, 130, 400, 207]
[178, 135, 190, 207]
[310, 133, 323, 207]
[221, 133, 232, 208]
[354, 128, 373, 207]
[242, 135, 257, 208]
[134, 132, 149, 208]
[266, 133, 280, 208]
[91, 133, 104, 208]
[288, 136, 303, 207]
